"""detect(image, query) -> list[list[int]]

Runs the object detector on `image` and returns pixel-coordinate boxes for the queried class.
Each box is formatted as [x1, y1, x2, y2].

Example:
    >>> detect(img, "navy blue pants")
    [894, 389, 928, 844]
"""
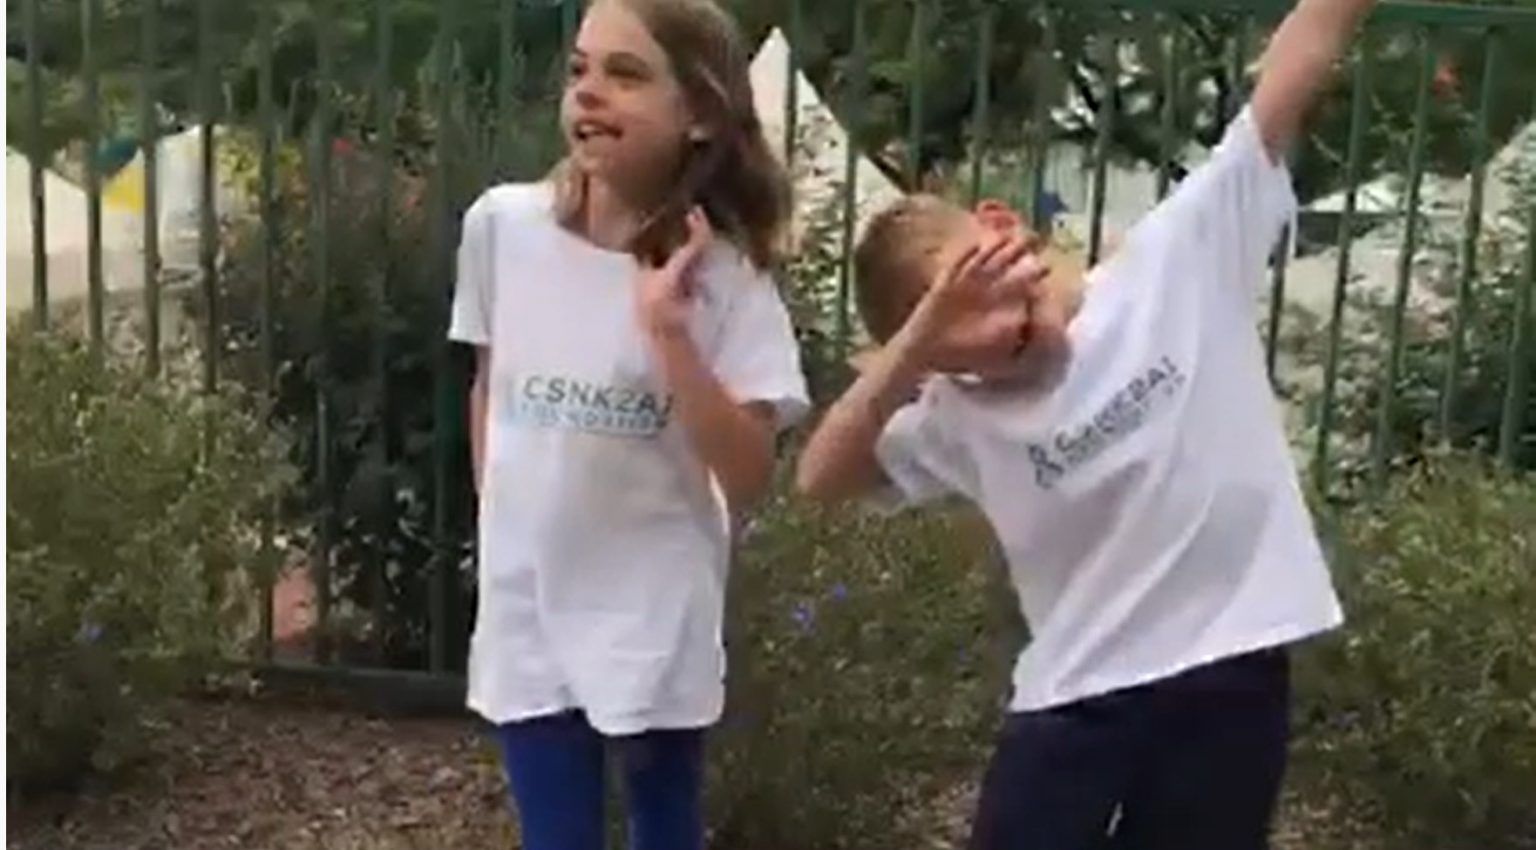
[969, 649, 1291, 850]
[490, 711, 706, 850]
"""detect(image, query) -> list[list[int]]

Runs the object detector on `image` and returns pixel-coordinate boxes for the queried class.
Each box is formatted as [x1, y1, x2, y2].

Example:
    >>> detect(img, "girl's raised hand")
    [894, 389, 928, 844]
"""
[636, 207, 713, 343]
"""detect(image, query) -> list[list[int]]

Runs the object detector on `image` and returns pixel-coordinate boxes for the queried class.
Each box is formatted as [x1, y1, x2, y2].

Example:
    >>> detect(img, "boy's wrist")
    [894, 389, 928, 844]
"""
[855, 337, 928, 419]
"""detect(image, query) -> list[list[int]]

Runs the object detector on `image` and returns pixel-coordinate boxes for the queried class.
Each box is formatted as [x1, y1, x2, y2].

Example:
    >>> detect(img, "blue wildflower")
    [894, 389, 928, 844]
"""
[790, 601, 815, 632]
[829, 583, 849, 602]
[77, 621, 104, 644]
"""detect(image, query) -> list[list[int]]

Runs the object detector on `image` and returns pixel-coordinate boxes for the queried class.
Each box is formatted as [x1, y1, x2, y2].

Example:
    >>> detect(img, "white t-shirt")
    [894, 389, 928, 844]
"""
[448, 183, 809, 735]
[876, 107, 1343, 712]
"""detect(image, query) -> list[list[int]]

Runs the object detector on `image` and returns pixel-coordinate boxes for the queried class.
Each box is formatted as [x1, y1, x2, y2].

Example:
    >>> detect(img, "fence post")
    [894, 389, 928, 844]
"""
[1088, 27, 1117, 266]
[906, 0, 928, 189]
[311, 0, 337, 665]
[256, 0, 278, 664]
[25, 0, 48, 330]
[1313, 39, 1373, 497]
[1442, 30, 1501, 442]
[1369, 30, 1434, 490]
[836, 0, 869, 361]
[1498, 93, 1536, 469]
[429, 0, 463, 676]
[784, 0, 802, 169]
[197, 0, 219, 394]
[1156, 21, 1180, 202]
[140, 0, 162, 376]
[367, 0, 398, 668]
[967, 3, 994, 206]
[83, 0, 105, 355]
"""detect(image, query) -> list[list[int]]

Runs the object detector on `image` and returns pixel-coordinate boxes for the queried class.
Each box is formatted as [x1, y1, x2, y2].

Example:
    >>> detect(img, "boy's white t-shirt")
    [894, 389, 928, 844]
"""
[876, 107, 1343, 712]
[448, 183, 809, 735]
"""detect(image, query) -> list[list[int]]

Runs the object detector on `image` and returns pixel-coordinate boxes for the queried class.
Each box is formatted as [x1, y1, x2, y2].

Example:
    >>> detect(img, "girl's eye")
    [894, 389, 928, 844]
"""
[567, 60, 587, 79]
[608, 61, 649, 83]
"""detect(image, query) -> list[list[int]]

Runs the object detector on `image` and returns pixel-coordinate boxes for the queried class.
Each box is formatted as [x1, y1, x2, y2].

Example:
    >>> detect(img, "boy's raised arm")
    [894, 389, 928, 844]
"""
[795, 341, 928, 503]
[1252, 0, 1378, 160]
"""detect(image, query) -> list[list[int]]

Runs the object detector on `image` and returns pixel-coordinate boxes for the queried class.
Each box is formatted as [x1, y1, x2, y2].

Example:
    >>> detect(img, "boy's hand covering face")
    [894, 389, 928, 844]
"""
[900, 223, 1050, 379]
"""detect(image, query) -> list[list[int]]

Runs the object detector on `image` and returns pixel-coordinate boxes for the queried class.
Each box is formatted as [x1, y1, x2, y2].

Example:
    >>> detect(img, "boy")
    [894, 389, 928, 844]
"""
[796, 1, 1375, 847]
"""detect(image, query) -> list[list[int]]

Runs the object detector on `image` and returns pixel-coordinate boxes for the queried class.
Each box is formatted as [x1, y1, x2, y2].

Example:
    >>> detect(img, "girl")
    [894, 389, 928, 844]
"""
[447, 2, 808, 848]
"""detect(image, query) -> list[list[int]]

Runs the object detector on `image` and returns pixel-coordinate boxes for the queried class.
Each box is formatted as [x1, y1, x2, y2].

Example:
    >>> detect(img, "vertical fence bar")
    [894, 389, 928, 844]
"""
[837, 0, 868, 357]
[495, 0, 515, 175]
[198, 0, 218, 394]
[1028, 5, 1056, 231]
[311, 0, 336, 664]
[784, 0, 802, 167]
[429, 0, 461, 675]
[1313, 42, 1373, 496]
[83, 0, 105, 354]
[1266, 226, 1290, 381]
[905, 0, 927, 189]
[1498, 92, 1536, 468]
[1369, 32, 1434, 489]
[1224, 15, 1250, 124]
[256, 0, 278, 663]
[562, 0, 579, 52]
[1156, 20, 1179, 201]
[1441, 31, 1500, 441]
[25, 0, 48, 329]
[967, 4, 994, 206]
[370, 0, 396, 666]
[141, 0, 162, 375]
[1088, 27, 1117, 266]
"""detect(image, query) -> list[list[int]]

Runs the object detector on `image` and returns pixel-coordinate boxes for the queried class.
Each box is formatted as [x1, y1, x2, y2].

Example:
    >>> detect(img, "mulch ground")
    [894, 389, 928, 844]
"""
[8, 691, 1366, 850]
[8, 696, 517, 850]
[9, 568, 1367, 850]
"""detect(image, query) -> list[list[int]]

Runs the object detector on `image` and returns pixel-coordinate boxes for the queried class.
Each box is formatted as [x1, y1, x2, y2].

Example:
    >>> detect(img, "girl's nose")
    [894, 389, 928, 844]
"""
[573, 84, 603, 110]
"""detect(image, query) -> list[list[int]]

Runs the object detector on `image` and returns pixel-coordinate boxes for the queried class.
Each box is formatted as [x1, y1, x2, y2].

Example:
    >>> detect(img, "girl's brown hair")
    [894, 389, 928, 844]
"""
[552, 0, 791, 271]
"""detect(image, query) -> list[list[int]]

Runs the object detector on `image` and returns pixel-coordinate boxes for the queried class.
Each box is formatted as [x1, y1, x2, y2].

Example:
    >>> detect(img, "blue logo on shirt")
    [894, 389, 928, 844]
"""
[508, 374, 673, 438]
[1027, 356, 1187, 490]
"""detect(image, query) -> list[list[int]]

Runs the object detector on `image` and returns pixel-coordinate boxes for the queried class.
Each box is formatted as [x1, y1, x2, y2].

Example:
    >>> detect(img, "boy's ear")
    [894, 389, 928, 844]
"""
[974, 199, 1023, 234]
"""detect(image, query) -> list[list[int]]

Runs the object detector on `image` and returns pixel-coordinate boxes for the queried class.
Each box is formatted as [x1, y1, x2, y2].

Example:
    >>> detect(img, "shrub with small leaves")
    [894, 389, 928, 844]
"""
[1293, 453, 1536, 849]
[709, 479, 1019, 849]
[6, 330, 293, 792]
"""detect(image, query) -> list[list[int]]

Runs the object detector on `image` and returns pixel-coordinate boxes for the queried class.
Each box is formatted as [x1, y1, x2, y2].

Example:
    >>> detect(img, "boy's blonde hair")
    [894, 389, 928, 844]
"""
[853, 195, 972, 343]
[853, 194, 1086, 344]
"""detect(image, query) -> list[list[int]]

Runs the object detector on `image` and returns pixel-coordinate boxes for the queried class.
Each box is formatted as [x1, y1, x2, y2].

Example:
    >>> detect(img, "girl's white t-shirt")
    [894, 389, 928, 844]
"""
[876, 107, 1344, 712]
[448, 183, 809, 735]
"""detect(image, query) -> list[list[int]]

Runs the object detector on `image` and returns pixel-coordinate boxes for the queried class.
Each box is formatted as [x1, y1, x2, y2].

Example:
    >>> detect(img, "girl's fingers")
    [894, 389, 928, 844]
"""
[663, 207, 714, 282]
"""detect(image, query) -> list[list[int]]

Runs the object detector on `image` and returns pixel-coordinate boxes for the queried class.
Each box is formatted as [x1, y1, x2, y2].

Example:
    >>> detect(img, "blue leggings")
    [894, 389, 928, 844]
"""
[490, 711, 706, 850]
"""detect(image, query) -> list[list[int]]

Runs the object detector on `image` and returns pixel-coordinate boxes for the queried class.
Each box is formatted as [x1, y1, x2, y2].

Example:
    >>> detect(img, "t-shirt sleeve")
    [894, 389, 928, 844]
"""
[1161, 104, 1298, 296]
[873, 388, 977, 507]
[708, 266, 811, 431]
[448, 192, 495, 346]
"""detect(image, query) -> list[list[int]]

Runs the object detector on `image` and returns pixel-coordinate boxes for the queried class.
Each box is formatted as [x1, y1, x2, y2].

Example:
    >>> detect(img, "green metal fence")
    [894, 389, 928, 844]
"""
[13, 0, 1536, 687]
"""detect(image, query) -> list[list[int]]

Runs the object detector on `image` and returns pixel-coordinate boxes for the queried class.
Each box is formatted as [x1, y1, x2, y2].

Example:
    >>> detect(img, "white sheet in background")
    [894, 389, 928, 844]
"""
[7, 126, 249, 317]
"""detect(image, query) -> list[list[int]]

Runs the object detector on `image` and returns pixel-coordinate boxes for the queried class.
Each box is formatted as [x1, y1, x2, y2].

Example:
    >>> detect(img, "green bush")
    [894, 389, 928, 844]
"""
[6, 330, 292, 792]
[709, 483, 1018, 849]
[1293, 454, 1536, 849]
